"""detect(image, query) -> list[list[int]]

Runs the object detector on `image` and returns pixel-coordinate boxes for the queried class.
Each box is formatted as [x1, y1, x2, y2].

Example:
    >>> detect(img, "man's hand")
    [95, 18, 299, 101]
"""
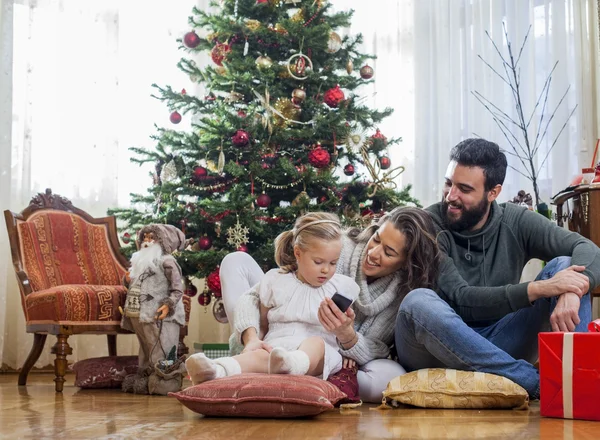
[242, 339, 273, 354]
[318, 297, 355, 343]
[528, 265, 589, 301]
[155, 305, 169, 320]
[550, 292, 581, 332]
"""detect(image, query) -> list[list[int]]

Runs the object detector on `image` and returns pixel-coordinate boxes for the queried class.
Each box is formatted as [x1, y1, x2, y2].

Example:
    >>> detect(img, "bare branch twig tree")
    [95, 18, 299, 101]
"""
[473, 23, 577, 207]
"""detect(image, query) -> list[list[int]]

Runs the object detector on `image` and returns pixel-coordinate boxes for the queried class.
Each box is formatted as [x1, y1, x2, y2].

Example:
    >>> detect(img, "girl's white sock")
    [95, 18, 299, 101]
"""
[185, 353, 241, 384]
[268, 347, 310, 375]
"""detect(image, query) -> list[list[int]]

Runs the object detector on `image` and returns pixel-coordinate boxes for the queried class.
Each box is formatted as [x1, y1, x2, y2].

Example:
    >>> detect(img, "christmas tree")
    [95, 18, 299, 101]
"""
[110, 0, 419, 306]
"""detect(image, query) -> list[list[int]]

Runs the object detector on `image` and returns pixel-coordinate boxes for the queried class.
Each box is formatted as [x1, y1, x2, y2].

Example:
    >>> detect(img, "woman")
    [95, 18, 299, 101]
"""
[220, 206, 440, 402]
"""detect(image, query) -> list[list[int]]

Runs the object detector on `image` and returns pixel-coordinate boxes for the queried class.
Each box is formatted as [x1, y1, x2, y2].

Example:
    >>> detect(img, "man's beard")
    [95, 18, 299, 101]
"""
[441, 195, 489, 232]
[129, 242, 162, 279]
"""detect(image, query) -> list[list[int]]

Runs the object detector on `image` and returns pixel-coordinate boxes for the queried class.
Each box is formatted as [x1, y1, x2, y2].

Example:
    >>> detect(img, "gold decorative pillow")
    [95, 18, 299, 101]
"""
[382, 369, 529, 409]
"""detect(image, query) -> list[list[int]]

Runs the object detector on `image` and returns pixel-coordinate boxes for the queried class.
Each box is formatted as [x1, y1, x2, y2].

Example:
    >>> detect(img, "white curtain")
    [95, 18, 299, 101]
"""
[0, 0, 210, 370]
[344, 0, 599, 208]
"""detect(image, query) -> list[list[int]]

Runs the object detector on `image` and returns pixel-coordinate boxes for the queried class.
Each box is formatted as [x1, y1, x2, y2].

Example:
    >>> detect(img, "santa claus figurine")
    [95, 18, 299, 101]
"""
[121, 224, 187, 395]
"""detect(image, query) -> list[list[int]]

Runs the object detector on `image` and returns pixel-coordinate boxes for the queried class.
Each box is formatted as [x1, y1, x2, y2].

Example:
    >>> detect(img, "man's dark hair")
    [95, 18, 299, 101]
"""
[449, 138, 507, 191]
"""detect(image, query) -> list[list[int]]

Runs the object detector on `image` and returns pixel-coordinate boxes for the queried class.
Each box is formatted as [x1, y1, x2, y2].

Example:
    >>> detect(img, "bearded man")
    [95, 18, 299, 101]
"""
[394, 138, 600, 400]
[121, 224, 187, 394]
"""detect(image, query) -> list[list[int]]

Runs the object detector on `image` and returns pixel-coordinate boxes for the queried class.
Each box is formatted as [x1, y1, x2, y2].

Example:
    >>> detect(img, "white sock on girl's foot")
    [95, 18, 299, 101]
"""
[268, 347, 310, 375]
[185, 353, 226, 385]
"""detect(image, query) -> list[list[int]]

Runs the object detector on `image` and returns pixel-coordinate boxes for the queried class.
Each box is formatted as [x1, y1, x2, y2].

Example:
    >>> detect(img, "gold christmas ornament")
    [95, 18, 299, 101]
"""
[214, 66, 227, 75]
[205, 160, 218, 172]
[226, 216, 250, 248]
[346, 58, 354, 74]
[273, 98, 301, 127]
[206, 32, 219, 42]
[286, 52, 313, 81]
[290, 9, 305, 23]
[255, 55, 274, 70]
[245, 19, 261, 31]
[291, 88, 306, 104]
[225, 90, 244, 103]
[274, 23, 288, 34]
[326, 31, 343, 54]
[292, 191, 310, 207]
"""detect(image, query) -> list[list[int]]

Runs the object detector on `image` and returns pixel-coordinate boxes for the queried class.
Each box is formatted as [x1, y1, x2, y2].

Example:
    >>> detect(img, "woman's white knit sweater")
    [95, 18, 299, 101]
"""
[232, 234, 404, 365]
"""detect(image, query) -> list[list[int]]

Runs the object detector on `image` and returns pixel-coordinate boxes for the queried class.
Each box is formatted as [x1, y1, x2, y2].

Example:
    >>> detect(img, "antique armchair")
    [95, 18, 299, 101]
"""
[4, 189, 190, 392]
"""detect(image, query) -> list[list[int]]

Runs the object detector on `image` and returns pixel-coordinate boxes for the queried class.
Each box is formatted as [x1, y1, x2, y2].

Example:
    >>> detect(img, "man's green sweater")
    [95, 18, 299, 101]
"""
[426, 201, 600, 323]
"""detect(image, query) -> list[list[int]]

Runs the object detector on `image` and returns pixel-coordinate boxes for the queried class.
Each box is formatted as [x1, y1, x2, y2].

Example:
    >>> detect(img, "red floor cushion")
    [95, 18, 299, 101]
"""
[170, 374, 347, 418]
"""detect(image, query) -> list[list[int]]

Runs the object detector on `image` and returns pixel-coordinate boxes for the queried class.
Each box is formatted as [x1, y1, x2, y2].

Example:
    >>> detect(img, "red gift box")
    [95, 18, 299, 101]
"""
[539, 321, 600, 421]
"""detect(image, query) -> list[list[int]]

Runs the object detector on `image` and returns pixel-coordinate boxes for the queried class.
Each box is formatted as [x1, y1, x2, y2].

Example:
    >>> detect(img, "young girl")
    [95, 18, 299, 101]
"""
[185, 212, 359, 384]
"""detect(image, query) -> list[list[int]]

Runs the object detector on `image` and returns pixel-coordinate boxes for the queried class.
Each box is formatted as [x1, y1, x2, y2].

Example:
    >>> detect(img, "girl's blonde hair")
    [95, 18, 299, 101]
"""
[274, 212, 342, 273]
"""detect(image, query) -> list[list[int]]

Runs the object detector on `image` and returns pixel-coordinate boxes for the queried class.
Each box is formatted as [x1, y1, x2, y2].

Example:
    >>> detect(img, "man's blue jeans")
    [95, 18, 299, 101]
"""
[394, 257, 592, 398]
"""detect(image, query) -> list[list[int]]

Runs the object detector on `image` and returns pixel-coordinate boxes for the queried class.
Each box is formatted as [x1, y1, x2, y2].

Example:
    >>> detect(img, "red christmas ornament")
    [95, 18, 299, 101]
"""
[169, 111, 182, 124]
[255, 0, 269, 5]
[206, 269, 222, 297]
[319, 195, 328, 203]
[181, 88, 187, 95]
[371, 129, 388, 146]
[323, 85, 345, 108]
[183, 31, 201, 49]
[257, 193, 271, 208]
[308, 145, 331, 168]
[122, 232, 131, 244]
[184, 284, 198, 297]
[211, 42, 231, 66]
[198, 236, 213, 250]
[232, 129, 250, 147]
[361, 208, 374, 217]
[198, 291, 212, 306]
[237, 244, 249, 252]
[237, 110, 247, 118]
[360, 64, 375, 79]
[205, 93, 216, 101]
[379, 156, 391, 170]
[193, 166, 208, 179]
[344, 164, 355, 176]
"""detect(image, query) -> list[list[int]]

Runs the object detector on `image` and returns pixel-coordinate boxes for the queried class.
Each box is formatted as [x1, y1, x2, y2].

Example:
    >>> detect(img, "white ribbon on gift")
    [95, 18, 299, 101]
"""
[562, 332, 574, 419]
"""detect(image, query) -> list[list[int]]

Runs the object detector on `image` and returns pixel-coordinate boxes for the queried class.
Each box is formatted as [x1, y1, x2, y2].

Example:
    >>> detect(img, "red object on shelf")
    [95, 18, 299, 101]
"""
[539, 330, 600, 421]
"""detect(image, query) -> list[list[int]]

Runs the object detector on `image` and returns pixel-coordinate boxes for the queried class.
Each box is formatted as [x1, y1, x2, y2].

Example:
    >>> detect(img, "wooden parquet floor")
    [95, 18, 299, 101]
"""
[0, 373, 598, 439]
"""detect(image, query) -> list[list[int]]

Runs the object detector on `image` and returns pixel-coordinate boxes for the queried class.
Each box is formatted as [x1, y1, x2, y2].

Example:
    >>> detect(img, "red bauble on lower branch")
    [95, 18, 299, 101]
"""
[169, 111, 182, 124]
[193, 166, 208, 179]
[344, 164, 355, 176]
[198, 236, 212, 250]
[237, 244, 249, 252]
[257, 193, 271, 208]
[184, 283, 198, 297]
[206, 269, 222, 298]
[308, 144, 331, 168]
[198, 291, 212, 306]
[379, 156, 391, 170]
[324, 85, 345, 108]
[121, 232, 131, 244]
[232, 129, 250, 147]
[183, 31, 201, 49]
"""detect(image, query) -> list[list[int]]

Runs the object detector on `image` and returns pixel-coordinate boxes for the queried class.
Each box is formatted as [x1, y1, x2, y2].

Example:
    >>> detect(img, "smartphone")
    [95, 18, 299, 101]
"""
[331, 293, 353, 313]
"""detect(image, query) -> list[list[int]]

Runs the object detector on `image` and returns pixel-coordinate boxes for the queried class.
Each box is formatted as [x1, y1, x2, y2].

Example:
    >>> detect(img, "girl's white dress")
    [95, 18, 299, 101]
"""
[258, 269, 360, 379]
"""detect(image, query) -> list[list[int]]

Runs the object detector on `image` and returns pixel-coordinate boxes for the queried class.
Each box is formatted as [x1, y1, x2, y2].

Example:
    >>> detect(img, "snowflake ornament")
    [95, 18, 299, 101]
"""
[226, 217, 250, 248]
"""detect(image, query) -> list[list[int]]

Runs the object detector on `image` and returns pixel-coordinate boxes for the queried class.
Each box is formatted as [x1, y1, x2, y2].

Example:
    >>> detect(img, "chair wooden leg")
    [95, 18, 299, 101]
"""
[18, 333, 48, 386]
[51, 335, 72, 393]
[107, 335, 117, 356]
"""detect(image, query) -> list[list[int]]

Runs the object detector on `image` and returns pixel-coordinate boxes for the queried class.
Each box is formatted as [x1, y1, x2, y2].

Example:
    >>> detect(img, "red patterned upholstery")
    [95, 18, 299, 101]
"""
[17, 211, 126, 292]
[25, 284, 127, 324]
